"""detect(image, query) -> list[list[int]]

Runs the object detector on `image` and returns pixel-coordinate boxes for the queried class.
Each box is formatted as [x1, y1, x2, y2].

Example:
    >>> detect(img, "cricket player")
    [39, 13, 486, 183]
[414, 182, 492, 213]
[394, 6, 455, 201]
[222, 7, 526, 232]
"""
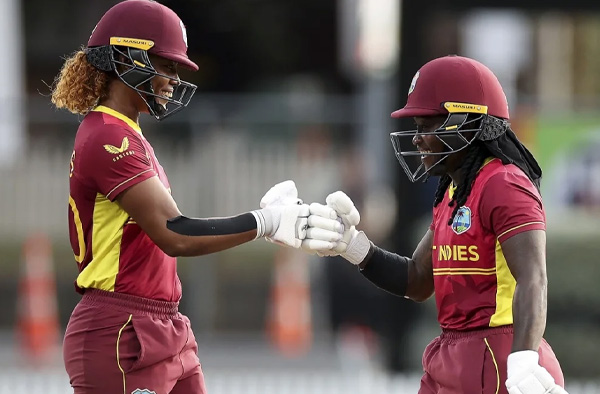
[302, 55, 568, 394]
[51, 1, 309, 393]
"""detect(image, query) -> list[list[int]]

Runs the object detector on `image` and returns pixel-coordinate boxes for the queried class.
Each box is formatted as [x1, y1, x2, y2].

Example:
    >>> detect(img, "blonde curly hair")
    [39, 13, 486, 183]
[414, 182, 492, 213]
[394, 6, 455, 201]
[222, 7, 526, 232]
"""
[50, 49, 111, 115]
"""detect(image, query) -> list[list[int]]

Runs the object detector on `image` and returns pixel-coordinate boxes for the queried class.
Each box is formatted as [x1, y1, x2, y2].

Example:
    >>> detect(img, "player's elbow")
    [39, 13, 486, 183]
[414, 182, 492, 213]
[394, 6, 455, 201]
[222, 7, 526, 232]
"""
[158, 243, 180, 257]
[162, 245, 180, 257]
[158, 237, 210, 257]
[409, 288, 434, 303]
[155, 237, 186, 257]
[405, 262, 434, 302]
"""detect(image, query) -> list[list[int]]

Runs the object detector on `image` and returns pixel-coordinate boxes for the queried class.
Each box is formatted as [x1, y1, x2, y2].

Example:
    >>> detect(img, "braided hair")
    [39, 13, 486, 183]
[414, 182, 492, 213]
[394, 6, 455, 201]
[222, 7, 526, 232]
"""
[433, 142, 491, 225]
[432, 113, 542, 227]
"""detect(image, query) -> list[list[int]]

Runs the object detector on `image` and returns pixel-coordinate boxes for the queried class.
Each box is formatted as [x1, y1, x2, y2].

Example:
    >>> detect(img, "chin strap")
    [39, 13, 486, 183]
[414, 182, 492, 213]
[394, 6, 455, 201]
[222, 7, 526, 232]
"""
[141, 81, 167, 119]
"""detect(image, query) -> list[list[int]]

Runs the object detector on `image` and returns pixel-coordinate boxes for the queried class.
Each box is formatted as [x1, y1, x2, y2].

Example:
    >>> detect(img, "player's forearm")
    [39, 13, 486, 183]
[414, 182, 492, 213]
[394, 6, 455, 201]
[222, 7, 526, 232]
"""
[511, 278, 547, 352]
[359, 244, 409, 297]
[162, 213, 258, 256]
[359, 244, 434, 302]
[166, 231, 256, 257]
[358, 239, 434, 302]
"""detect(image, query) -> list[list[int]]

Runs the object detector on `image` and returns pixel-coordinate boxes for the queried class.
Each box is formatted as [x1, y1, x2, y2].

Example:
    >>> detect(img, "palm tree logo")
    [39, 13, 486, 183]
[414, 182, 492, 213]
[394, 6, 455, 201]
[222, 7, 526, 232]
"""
[452, 206, 471, 235]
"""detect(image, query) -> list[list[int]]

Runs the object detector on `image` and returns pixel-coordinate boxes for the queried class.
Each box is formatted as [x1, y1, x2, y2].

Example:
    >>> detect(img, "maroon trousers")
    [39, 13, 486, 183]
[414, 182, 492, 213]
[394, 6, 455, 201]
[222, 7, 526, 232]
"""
[419, 326, 565, 394]
[63, 289, 206, 394]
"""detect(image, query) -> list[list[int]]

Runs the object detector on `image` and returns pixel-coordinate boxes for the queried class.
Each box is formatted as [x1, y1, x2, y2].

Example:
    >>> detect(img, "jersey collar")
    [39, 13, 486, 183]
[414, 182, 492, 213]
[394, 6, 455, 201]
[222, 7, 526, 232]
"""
[93, 105, 142, 134]
[448, 157, 497, 199]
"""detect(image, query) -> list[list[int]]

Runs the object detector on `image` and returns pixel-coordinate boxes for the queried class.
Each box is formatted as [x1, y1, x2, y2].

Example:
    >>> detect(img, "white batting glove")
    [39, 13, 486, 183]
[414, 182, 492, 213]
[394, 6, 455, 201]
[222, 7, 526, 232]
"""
[301, 203, 344, 254]
[251, 180, 309, 248]
[302, 191, 371, 265]
[506, 351, 568, 394]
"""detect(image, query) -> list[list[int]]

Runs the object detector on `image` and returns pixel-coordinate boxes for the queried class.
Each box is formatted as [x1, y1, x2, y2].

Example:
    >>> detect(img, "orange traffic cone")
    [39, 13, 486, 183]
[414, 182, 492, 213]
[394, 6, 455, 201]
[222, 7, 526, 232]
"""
[16, 233, 60, 365]
[267, 248, 312, 357]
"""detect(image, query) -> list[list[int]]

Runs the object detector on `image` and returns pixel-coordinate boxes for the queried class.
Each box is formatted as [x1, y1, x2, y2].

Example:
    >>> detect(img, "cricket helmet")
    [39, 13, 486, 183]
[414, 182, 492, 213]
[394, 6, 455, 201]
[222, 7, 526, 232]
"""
[389, 55, 510, 182]
[86, 0, 198, 120]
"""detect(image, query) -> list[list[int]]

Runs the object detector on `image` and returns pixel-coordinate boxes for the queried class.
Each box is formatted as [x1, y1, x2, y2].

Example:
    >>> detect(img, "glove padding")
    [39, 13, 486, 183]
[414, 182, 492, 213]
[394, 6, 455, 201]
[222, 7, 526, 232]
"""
[302, 191, 371, 265]
[301, 203, 344, 254]
[506, 351, 568, 394]
[252, 180, 309, 248]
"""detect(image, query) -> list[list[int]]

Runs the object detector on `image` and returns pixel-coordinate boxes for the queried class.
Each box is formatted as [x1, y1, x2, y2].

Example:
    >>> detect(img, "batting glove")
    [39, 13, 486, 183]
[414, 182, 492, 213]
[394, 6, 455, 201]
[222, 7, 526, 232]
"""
[506, 351, 568, 394]
[302, 191, 371, 265]
[251, 180, 309, 248]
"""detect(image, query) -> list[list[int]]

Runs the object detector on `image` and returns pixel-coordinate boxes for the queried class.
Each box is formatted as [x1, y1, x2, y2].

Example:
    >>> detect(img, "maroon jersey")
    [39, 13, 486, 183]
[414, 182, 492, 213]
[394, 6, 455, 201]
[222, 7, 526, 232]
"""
[67, 105, 181, 301]
[430, 158, 545, 330]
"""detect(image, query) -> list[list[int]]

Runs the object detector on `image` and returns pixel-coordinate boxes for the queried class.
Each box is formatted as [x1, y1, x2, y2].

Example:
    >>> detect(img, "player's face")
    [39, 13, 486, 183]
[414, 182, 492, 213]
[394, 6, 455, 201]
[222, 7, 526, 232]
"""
[149, 54, 180, 108]
[413, 115, 469, 177]
[413, 116, 447, 176]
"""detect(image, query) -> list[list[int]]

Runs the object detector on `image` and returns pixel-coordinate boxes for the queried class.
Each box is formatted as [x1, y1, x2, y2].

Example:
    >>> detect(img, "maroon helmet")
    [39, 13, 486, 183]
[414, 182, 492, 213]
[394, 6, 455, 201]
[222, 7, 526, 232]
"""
[86, 0, 198, 120]
[389, 55, 511, 182]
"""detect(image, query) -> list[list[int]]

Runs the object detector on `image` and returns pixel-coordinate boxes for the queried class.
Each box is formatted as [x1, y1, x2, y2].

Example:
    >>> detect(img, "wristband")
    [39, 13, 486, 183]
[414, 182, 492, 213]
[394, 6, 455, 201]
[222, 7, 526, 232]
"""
[250, 210, 266, 239]
[344, 231, 371, 265]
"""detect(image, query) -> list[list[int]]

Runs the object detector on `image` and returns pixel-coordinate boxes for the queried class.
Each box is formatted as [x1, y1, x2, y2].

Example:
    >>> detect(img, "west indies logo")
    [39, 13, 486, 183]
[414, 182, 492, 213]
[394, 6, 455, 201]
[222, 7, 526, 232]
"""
[451, 206, 472, 235]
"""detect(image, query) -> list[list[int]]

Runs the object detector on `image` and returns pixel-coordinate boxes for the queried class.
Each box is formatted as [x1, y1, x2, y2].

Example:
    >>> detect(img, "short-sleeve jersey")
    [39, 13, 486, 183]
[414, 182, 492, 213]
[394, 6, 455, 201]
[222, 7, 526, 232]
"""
[430, 158, 545, 330]
[67, 106, 181, 302]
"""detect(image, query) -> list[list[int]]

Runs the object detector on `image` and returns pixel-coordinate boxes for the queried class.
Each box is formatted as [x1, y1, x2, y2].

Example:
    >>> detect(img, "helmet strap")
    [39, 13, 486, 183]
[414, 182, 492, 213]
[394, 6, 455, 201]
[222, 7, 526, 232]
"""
[141, 81, 167, 118]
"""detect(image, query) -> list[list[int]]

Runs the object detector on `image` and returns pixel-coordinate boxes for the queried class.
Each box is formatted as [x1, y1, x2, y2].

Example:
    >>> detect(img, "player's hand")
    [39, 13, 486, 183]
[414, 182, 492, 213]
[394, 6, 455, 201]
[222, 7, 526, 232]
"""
[302, 191, 371, 265]
[506, 351, 568, 394]
[300, 202, 343, 254]
[252, 180, 309, 248]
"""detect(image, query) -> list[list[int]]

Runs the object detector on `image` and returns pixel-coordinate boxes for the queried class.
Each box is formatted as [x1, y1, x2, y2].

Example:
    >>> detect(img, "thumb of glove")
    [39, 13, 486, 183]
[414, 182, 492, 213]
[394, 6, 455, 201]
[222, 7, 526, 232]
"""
[260, 180, 299, 208]
[326, 191, 360, 227]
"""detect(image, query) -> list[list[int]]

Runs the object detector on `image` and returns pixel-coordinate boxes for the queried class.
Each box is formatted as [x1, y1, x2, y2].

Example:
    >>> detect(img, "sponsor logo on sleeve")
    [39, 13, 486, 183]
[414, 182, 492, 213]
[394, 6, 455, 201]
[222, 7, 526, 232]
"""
[103, 137, 135, 162]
